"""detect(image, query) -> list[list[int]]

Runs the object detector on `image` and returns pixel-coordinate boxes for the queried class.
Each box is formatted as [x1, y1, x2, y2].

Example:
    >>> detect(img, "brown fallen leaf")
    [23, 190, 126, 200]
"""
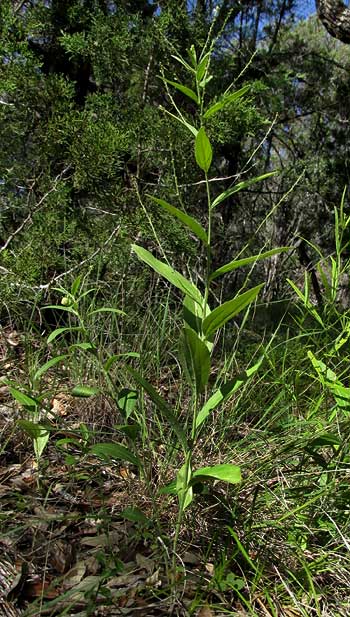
[84, 555, 100, 575]
[0, 484, 15, 497]
[183, 551, 201, 565]
[205, 562, 214, 576]
[282, 607, 304, 616]
[58, 575, 102, 603]
[62, 561, 86, 591]
[0, 555, 23, 598]
[145, 569, 161, 588]
[24, 578, 58, 600]
[107, 573, 143, 588]
[0, 385, 9, 400]
[50, 393, 74, 417]
[80, 530, 120, 548]
[6, 331, 20, 347]
[50, 540, 75, 574]
[0, 599, 21, 617]
[197, 606, 214, 617]
[135, 553, 155, 574]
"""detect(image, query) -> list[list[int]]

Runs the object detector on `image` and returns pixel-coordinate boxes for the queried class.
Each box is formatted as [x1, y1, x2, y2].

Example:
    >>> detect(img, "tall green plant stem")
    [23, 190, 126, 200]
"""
[174, 171, 212, 578]
[171, 450, 192, 578]
[203, 171, 212, 322]
[130, 45, 264, 590]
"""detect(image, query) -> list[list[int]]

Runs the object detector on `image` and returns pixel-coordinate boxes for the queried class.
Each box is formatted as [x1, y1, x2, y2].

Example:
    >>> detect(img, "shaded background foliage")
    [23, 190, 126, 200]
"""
[1, 0, 350, 321]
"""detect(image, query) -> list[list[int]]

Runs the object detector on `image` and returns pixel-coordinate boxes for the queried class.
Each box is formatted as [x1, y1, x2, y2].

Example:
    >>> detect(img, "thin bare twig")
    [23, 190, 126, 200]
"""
[0, 225, 120, 291]
[0, 166, 71, 253]
[46, 224, 120, 288]
[13, 0, 28, 13]
[136, 171, 241, 189]
[136, 51, 153, 179]
[84, 206, 119, 216]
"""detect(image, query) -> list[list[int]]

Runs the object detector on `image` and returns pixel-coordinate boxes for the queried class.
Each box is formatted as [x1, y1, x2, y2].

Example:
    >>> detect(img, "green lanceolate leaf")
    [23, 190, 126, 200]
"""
[330, 383, 350, 408]
[287, 278, 309, 304]
[196, 52, 210, 82]
[42, 304, 80, 317]
[183, 295, 201, 334]
[159, 480, 177, 495]
[171, 54, 196, 74]
[117, 388, 138, 419]
[181, 327, 211, 394]
[33, 355, 68, 383]
[192, 463, 241, 485]
[161, 107, 198, 137]
[211, 172, 276, 209]
[195, 127, 212, 173]
[307, 351, 337, 383]
[132, 245, 203, 306]
[71, 275, 82, 296]
[71, 385, 99, 397]
[70, 342, 96, 352]
[77, 288, 97, 301]
[87, 307, 126, 317]
[90, 442, 139, 467]
[308, 433, 340, 448]
[18, 420, 50, 459]
[18, 419, 47, 439]
[188, 44, 197, 67]
[34, 428, 50, 459]
[9, 388, 38, 410]
[183, 295, 214, 353]
[150, 197, 208, 244]
[162, 78, 199, 104]
[203, 85, 250, 119]
[47, 327, 82, 344]
[203, 284, 263, 338]
[183, 295, 201, 333]
[115, 423, 140, 440]
[211, 247, 290, 281]
[120, 507, 150, 524]
[199, 75, 213, 88]
[176, 461, 193, 509]
[195, 357, 263, 430]
[104, 352, 140, 372]
[288, 279, 324, 326]
[125, 365, 188, 451]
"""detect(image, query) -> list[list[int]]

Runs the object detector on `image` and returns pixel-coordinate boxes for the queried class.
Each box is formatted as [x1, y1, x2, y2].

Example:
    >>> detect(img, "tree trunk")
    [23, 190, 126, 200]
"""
[316, 0, 350, 44]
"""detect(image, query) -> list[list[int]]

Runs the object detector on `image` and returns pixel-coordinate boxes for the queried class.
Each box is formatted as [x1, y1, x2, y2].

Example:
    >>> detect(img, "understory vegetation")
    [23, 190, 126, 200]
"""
[2, 1, 350, 616]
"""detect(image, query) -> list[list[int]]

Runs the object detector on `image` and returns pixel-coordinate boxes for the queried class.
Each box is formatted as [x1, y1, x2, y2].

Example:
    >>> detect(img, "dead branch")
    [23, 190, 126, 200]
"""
[0, 225, 120, 291]
[0, 166, 71, 254]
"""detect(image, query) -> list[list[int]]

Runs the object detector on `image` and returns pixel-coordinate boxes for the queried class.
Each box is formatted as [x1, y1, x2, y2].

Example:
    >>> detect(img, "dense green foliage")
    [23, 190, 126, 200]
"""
[3, 0, 350, 311]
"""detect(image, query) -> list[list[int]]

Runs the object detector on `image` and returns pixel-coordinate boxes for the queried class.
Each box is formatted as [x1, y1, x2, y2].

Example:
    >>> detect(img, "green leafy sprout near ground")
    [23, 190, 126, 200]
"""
[2, 42, 350, 617]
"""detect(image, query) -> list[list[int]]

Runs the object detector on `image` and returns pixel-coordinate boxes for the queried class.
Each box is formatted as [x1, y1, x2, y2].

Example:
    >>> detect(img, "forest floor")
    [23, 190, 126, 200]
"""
[0, 389, 253, 617]
[2, 325, 350, 617]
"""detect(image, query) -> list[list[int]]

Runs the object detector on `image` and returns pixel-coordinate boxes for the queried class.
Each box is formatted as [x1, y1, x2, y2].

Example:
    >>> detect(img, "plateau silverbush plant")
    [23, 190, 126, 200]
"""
[127, 44, 289, 569]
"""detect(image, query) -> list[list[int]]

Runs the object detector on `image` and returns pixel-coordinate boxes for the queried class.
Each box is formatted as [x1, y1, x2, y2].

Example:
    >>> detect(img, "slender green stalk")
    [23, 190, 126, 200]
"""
[203, 171, 212, 321]
[171, 449, 192, 578]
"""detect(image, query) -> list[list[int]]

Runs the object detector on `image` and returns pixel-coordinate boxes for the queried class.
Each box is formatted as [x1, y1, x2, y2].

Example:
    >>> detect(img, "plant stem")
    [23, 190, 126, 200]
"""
[203, 171, 212, 321]
[171, 450, 192, 581]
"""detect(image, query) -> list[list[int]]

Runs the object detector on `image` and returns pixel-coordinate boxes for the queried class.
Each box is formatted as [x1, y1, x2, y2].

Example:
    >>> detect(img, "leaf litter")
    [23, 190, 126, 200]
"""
[0, 389, 232, 617]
